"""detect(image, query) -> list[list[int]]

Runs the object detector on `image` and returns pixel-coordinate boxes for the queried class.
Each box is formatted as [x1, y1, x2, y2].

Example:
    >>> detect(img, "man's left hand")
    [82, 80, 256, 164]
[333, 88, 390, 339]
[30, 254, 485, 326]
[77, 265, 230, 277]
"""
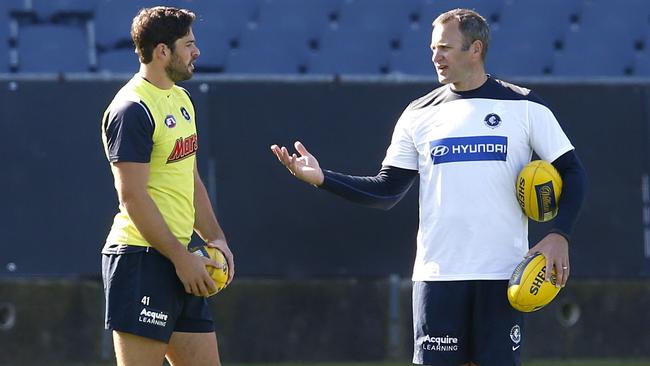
[526, 233, 569, 288]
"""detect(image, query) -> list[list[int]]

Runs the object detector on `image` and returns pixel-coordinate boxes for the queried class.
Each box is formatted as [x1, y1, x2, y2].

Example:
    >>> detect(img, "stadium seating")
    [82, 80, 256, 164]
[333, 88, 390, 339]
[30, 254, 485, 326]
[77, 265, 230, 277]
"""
[389, 26, 434, 76]
[97, 48, 139, 73]
[256, 0, 342, 37]
[179, 0, 259, 71]
[29, 0, 95, 21]
[338, 0, 419, 39]
[226, 28, 309, 74]
[486, 0, 582, 77]
[553, 1, 648, 77]
[94, 0, 167, 51]
[2, 0, 650, 77]
[16, 24, 91, 72]
[308, 27, 392, 75]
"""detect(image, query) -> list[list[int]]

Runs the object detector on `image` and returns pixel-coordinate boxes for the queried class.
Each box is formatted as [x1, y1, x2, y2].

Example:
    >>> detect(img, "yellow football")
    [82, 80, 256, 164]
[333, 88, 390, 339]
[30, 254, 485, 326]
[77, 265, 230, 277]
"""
[192, 245, 229, 296]
[507, 253, 561, 312]
[516, 160, 562, 222]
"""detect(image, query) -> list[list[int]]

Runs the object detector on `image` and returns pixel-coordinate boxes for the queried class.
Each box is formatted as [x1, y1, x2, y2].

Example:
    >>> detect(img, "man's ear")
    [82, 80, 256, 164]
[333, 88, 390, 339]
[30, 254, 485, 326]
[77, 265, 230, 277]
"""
[153, 43, 168, 60]
[472, 40, 483, 58]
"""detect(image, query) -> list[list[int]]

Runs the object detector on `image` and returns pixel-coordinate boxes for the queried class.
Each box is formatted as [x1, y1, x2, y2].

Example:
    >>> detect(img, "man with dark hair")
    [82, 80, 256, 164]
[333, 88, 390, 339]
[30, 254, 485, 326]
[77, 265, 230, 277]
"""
[101, 7, 233, 365]
[271, 8, 587, 366]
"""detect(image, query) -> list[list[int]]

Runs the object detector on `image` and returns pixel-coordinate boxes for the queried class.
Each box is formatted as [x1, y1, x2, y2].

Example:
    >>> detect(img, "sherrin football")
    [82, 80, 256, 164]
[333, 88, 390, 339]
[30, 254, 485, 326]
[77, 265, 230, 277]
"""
[192, 245, 229, 296]
[516, 160, 562, 222]
[507, 253, 561, 312]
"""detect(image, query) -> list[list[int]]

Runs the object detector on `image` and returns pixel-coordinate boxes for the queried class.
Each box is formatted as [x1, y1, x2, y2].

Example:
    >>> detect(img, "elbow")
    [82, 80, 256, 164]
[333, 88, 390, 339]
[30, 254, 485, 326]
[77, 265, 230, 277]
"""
[372, 198, 400, 211]
[116, 187, 148, 210]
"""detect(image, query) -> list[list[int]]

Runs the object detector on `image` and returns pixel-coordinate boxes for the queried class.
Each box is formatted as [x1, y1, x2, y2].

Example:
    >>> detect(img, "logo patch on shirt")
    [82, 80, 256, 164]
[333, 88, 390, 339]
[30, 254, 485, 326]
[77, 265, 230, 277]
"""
[484, 113, 501, 128]
[164, 115, 177, 128]
[180, 106, 191, 121]
[167, 133, 198, 163]
[429, 136, 508, 164]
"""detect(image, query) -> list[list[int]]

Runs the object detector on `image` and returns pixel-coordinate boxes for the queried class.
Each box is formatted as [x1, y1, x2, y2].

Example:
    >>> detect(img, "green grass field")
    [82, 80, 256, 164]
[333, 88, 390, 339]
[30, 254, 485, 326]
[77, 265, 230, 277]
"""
[225, 361, 650, 366]
[44, 360, 650, 366]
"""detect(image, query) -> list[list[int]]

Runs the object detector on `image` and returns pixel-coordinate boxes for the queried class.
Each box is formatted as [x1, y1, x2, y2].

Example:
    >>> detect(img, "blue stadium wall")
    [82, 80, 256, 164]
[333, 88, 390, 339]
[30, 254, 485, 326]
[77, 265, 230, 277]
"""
[1, 78, 648, 279]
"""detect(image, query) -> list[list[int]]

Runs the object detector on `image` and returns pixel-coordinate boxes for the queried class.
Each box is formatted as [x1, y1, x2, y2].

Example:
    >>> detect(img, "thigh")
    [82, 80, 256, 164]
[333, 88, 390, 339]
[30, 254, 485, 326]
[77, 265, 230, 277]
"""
[113, 330, 167, 366]
[412, 281, 472, 366]
[103, 250, 185, 343]
[174, 295, 215, 333]
[471, 280, 524, 366]
[166, 331, 221, 366]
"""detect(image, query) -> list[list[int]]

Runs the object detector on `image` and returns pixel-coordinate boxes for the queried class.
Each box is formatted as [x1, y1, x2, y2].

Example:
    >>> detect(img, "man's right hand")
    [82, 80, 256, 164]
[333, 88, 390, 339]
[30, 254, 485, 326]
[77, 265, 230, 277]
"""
[172, 250, 219, 297]
[270, 141, 324, 186]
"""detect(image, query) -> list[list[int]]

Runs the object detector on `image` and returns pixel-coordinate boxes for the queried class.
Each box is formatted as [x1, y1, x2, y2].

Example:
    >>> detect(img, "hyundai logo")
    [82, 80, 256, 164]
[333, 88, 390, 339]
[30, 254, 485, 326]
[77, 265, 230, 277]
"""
[431, 145, 449, 157]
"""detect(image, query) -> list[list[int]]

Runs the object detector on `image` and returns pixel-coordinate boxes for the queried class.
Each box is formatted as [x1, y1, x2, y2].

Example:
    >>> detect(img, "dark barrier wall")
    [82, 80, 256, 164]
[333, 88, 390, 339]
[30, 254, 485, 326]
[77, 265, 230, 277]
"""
[2, 278, 649, 363]
[1, 79, 648, 278]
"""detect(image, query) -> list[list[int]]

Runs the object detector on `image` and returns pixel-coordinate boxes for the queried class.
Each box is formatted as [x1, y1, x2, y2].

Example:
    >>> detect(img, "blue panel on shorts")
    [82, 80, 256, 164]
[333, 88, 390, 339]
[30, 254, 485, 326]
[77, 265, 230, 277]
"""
[412, 280, 523, 366]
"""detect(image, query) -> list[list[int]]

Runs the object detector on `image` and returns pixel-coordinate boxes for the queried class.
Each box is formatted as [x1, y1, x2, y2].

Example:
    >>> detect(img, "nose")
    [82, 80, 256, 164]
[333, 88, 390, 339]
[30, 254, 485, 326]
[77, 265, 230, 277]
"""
[432, 48, 443, 64]
[194, 45, 201, 58]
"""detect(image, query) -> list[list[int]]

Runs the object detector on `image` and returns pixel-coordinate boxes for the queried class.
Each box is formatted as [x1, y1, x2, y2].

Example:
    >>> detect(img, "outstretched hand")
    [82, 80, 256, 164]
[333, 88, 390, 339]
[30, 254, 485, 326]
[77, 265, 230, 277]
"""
[270, 141, 324, 186]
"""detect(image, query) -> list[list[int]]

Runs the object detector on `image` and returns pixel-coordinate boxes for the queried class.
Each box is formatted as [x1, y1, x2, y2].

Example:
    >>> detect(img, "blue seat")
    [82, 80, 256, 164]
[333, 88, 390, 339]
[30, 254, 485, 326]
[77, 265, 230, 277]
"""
[578, 0, 650, 37]
[390, 26, 434, 76]
[487, 28, 554, 78]
[179, 0, 259, 42]
[97, 48, 139, 73]
[256, 0, 342, 39]
[419, 0, 505, 26]
[17, 24, 90, 72]
[225, 28, 309, 74]
[553, 28, 636, 77]
[634, 49, 650, 76]
[338, 0, 419, 39]
[308, 28, 391, 75]
[552, 2, 648, 77]
[0, 1, 24, 72]
[178, 0, 259, 69]
[487, 0, 582, 77]
[192, 26, 232, 72]
[30, 0, 96, 20]
[94, 0, 174, 50]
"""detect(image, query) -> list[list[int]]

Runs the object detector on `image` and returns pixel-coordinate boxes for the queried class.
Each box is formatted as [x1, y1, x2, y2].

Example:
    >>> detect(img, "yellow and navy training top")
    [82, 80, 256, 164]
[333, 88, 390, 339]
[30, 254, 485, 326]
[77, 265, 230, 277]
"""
[101, 75, 198, 251]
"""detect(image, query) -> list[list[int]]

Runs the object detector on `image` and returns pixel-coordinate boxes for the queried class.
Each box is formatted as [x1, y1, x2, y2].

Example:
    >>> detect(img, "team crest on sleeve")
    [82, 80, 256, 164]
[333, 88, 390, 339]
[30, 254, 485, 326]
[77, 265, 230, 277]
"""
[164, 115, 177, 128]
[484, 113, 501, 128]
[180, 107, 191, 121]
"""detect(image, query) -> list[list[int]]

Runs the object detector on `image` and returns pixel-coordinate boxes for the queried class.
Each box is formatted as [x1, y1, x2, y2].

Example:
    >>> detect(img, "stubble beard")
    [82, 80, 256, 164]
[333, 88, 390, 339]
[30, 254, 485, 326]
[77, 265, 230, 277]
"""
[165, 52, 193, 82]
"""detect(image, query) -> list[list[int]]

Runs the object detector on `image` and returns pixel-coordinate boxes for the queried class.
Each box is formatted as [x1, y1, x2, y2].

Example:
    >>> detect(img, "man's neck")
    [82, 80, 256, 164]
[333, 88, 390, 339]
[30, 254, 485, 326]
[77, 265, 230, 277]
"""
[450, 69, 488, 92]
[139, 64, 174, 90]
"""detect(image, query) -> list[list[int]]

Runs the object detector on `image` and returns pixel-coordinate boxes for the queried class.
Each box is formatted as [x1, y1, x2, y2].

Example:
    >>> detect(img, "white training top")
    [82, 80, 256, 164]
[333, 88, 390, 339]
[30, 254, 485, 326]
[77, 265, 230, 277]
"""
[382, 77, 574, 281]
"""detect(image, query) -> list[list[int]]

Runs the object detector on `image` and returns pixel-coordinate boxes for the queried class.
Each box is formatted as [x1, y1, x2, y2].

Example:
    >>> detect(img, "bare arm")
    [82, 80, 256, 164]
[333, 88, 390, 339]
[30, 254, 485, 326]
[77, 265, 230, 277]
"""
[193, 162, 235, 283]
[111, 162, 217, 296]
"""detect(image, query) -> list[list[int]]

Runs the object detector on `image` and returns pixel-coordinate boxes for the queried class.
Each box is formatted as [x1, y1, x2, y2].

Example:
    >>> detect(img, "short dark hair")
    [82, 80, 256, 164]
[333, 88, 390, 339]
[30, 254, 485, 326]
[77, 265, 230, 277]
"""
[131, 6, 196, 64]
[433, 8, 490, 60]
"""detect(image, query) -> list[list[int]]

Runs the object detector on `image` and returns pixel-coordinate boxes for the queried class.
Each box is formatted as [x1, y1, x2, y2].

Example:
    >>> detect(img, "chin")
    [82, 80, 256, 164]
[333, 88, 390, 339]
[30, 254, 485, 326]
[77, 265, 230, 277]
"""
[437, 75, 451, 84]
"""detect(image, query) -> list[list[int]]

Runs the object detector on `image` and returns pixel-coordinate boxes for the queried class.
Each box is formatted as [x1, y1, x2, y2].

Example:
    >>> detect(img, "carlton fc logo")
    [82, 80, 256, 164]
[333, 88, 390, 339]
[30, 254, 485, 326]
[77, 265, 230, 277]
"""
[484, 113, 501, 128]
[180, 106, 191, 121]
[164, 115, 177, 128]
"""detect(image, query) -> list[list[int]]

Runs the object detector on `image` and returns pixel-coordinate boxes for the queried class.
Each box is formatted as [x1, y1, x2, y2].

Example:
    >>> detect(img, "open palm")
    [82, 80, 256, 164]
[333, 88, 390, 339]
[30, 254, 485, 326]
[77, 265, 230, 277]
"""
[270, 141, 324, 186]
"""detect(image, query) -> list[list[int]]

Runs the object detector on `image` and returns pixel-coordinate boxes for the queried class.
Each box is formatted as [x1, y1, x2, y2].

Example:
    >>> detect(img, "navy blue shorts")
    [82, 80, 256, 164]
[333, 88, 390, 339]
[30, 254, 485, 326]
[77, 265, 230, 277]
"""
[102, 247, 215, 343]
[412, 280, 524, 366]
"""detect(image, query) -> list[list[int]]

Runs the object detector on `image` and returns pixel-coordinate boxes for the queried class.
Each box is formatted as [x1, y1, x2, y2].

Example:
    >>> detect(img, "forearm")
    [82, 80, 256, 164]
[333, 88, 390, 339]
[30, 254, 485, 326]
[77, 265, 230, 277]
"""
[319, 166, 418, 210]
[193, 175, 226, 242]
[121, 191, 188, 261]
[550, 150, 588, 241]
